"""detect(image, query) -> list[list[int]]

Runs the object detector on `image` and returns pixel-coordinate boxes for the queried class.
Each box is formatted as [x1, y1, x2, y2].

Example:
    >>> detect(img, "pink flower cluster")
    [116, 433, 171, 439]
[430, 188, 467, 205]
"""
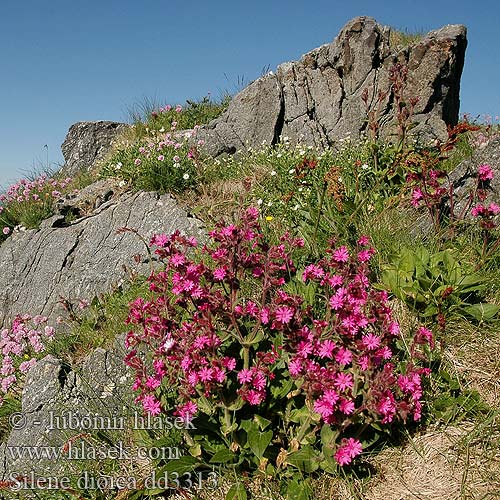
[0, 174, 75, 236]
[0, 314, 55, 404]
[0, 175, 73, 205]
[125, 208, 434, 466]
[153, 104, 183, 116]
[478, 164, 494, 182]
[407, 169, 447, 209]
[471, 202, 500, 229]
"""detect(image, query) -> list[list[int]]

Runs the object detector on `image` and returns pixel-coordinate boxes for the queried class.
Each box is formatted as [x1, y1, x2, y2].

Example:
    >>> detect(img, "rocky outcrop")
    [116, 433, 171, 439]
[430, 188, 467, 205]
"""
[0, 187, 204, 327]
[61, 121, 129, 175]
[198, 17, 467, 156]
[0, 336, 132, 478]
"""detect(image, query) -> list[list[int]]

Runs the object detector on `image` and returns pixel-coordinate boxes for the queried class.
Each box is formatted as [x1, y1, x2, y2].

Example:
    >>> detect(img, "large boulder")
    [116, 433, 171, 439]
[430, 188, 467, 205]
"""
[61, 121, 129, 175]
[0, 336, 134, 479]
[198, 16, 467, 156]
[0, 185, 204, 327]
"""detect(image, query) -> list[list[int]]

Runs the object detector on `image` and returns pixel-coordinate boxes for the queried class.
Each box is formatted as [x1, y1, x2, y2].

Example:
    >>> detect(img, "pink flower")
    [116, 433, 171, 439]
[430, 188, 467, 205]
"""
[288, 358, 303, 376]
[237, 369, 253, 384]
[411, 188, 423, 207]
[329, 288, 346, 310]
[2, 227, 10, 235]
[318, 340, 336, 358]
[334, 438, 362, 465]
[335, 372, 353, 391]
[275, 306, 294, 324]
[339, 398, 355, 414]
[44, 326, 55, 338]
[213, 267, 226, 281]
[488, 202, 500, 215]
[245, 389, 264, 405]
[471, 204, 485, 217]
[362, 333, 381, 350]
[134, 158, 141, 165]
[478, 164, 494, 181]
[302, 264, 324, 281]
[157, 155, 165, 161]
[176, 401, 197, 421]
[19, 358, 36, 374]
[333, 246, 349, 263]
[142, 394, 161, 415]
[175, 105, 182, 113]
[314, 397, 334, 418]
[335, 347, 352, 366]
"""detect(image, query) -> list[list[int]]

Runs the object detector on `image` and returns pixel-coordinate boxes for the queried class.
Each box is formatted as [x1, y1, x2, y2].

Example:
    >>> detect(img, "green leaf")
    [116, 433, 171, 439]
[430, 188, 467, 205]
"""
[210, 448, 237, 464]
[462, 303, 499, 321]
[161, 455, 199, 475]
[271, 377, 295, 399]
[287, 445, 319, 473]
[226, 482, 247, 500]
[247, 428, 273, 459]
[320, 424, 337, 448]
[285, 478, 312, 500]
[254, 415, 272, 431]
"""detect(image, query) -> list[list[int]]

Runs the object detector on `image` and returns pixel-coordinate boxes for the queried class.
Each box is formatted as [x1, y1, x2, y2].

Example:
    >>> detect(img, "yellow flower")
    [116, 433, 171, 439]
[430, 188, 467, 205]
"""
[265, 216, 273, 221]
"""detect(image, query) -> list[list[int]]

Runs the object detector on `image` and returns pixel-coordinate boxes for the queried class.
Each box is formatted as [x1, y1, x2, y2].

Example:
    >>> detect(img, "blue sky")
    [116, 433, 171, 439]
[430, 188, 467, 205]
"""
[0, 0, 498, 186]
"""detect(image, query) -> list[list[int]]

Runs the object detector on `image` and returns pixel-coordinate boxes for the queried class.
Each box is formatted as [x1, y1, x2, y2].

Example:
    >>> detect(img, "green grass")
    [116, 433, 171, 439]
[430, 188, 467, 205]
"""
[47, 276, 150, 365]
[389, 27, 425, 48]
[126, 94, 231, 143]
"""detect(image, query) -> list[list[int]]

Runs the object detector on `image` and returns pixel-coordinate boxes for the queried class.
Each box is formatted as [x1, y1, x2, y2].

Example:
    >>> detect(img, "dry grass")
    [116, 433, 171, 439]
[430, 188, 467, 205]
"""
[443, 321, 500, 408]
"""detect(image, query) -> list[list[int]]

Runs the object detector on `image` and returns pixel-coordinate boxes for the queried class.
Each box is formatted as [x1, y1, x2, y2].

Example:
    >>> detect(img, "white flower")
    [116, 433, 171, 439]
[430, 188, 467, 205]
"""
[288, 168, 295, 174]
[361, 164, 369, 170]
[270, 170, 277, 176]
[119, 180, 126, 187]
[293, 204, 300, 211]
[163, 337, 175, 351]
[257, 199, 263, 206]
[183, 173, 190, 180]
[299, 150, 305, 155]
[115, 162, 122, 170]
[267, 201, 273, 207]
[276, 153, 282, 158]
[298, 187, 303, 192]
[174, 162, 180, 168]
[159, 127, 165, 133]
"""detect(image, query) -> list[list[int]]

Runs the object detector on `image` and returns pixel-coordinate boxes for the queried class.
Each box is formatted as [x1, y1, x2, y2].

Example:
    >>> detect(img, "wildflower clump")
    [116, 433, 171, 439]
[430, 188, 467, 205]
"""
[124, 207, 434, 478]
[0, 174, 76, 239]
[100, 120, 202, 193]
[0, 314, 55, 405]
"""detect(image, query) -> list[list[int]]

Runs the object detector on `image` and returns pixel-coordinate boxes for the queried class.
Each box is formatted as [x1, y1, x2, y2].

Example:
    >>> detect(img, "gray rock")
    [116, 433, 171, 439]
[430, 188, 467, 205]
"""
[0, 335, 135, 479]
[0, 187, 204, 327]
[197, 17, 467, 155]
[61, 121, 129, 176]
[448, 137, 500, 217]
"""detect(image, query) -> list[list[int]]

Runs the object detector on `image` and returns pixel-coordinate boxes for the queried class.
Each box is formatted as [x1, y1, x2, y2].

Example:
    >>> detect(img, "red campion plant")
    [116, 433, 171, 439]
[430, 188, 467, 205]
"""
[124, 207, 433, 476]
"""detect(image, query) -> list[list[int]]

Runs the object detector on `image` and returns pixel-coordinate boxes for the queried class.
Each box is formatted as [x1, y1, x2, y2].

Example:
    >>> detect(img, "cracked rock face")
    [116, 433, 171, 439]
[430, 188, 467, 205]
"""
[0, 188, 204, 327]
[61, 121, 129, 175]
[0, 336, 133, 478]
[197, 16, 467, 156]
